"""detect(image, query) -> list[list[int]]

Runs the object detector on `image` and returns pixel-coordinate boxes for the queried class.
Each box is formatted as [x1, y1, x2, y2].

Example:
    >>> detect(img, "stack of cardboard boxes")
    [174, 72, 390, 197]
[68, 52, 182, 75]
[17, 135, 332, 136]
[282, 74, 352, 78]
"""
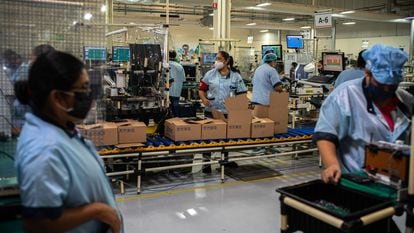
[252, 92, 289, 134]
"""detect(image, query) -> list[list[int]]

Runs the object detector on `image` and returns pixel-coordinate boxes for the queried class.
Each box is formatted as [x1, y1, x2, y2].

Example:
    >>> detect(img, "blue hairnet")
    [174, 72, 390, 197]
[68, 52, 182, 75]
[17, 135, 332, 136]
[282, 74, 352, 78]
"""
[362, 44, 408, 85]
[263, 53, 277, 63]
[262, 47, 275, 56]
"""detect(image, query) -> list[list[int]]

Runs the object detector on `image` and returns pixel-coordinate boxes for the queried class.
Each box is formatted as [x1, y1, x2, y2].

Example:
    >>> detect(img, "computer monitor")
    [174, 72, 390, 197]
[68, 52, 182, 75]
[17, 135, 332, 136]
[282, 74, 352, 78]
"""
[182, 64, 196, 78]
[201, 53, 216, 65]
[84, 47, 107, 61]
[112, 46, 130, 62]
[261, 45, 283, 61]
[286, 35, 304, 49]
[322, 52, 345, 76]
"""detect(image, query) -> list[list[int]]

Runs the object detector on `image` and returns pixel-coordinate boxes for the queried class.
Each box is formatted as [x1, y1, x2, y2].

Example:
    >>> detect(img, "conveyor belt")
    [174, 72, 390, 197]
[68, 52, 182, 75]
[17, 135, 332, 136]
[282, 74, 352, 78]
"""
[98, 128, 314, 155]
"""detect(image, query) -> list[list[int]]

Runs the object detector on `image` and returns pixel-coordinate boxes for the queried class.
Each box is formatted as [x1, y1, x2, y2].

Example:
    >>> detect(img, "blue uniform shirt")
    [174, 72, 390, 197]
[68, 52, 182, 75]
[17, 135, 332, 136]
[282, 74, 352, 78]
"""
[314, 78, 411, 173]
[334, 68, 365, 88]
[15, 113, 123, 233]
[251, 63, 281, 105]
[168, 61, 186, 98]
[201, 69, 247, 113]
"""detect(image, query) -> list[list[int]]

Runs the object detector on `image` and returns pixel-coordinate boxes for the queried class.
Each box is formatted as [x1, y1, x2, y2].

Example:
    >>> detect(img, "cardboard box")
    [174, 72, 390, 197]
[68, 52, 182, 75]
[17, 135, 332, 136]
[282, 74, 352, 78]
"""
[251, 118, 274, 138]
[116, 120, 147, 144]
[78, 122, 118, 146]
[200, 119, 227, 140]
[165, 118, 201, 141]
[212, 94, 252, 139]
[252, 92, 289, 134]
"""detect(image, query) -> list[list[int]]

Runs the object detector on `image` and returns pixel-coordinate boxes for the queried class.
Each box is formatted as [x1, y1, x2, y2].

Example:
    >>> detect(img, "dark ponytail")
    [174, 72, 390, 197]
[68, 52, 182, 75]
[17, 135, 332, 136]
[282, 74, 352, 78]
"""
[17, 51, 85, 114]
[218, 51, 240, 74]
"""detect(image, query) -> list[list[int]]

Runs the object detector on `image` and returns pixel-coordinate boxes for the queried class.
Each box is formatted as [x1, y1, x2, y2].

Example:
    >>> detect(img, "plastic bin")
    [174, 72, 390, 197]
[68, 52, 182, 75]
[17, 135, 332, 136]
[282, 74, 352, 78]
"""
[277, 180, 401, 233]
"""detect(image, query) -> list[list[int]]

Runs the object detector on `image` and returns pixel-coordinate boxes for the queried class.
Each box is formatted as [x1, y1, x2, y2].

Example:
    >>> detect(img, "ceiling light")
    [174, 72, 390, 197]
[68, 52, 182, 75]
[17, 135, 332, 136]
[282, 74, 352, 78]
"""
[300, 26, 311, 29]
[256, 2, 271, 7]
[101, 5, 107, 12]
[404, 16, 414, 20]
[209, 27, 214, 30]
[72, 21, 78, 25]
[84, 12, 93, 20]
[209, 13, 214, 16]
[282, 17, 295, 21]
[246, 22, 257, 26]
[260, 29, 269, 32]
[129, 22, 136, 24]
[340, 10, 355, 14]
[342, 22, 356, 25]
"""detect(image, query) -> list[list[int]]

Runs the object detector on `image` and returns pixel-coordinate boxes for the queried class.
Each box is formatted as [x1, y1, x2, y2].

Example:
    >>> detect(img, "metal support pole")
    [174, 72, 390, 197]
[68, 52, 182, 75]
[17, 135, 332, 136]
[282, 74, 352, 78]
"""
[137, 153, 142, 194]
[410, 19, 414, 63]
[220, 151, 225, 183]
[331, 19, 336, 51]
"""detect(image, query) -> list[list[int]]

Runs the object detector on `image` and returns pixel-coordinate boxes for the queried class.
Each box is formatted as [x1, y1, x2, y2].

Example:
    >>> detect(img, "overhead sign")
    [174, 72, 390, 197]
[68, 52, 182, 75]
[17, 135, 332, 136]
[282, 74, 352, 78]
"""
[314, 13, 332, 28]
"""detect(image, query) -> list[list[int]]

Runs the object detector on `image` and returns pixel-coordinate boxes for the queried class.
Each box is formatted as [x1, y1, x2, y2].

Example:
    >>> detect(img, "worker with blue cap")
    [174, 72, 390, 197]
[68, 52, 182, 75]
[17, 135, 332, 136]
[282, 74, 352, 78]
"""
[251, 53, 283, 105]
[314, 44, 412, 185]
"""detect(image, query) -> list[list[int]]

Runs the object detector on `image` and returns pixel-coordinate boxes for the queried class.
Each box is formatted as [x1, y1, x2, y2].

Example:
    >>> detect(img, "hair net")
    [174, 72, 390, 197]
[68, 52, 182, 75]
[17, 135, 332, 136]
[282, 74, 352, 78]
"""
[362, 44, 408, 85]
[263, 53, 277, 63]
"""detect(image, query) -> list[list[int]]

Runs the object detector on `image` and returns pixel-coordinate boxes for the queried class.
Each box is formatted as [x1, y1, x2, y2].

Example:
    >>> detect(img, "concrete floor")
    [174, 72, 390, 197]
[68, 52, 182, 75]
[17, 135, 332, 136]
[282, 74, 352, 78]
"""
[115, 153, 406, 233]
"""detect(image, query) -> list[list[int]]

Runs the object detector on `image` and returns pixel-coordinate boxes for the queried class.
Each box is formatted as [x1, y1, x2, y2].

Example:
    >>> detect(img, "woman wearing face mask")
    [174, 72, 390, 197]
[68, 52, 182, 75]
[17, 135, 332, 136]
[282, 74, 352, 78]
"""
[314, 44, 412, 187]
[14, 51, 122, 233]
[199, 51, 247, 117]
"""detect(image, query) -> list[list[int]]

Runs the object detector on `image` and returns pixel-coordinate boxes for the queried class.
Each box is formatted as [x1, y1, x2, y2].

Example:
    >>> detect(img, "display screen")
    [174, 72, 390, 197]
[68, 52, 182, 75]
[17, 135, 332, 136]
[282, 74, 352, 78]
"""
[322, 53, 345, 72]
[112, 46, 130, 62]
[261, 45, 282, 61]
[286, 35, 304, 49]
[202, 53, 217, 64]
[84, 47, 107, 61]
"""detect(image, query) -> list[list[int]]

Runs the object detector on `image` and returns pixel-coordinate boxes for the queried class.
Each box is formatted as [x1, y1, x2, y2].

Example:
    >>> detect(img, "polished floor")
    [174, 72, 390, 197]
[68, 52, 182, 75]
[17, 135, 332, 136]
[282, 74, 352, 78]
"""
[115, 152, 406, 233]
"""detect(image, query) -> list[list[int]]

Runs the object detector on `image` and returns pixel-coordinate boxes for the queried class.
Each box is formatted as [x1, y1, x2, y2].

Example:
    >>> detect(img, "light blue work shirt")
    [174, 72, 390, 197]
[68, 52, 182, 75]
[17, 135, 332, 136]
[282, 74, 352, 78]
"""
[251, 63, 281, 105]
[314, 78, 411, 173]
[334, 68, 365, 88]
[15, 113, 123, 233]
[168, 61, 186, 97]
[201, 69, 247, 113]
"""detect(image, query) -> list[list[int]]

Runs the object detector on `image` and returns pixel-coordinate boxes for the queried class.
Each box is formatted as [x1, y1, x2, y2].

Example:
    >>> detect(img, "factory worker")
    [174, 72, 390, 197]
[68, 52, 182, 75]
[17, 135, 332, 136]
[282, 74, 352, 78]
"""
[334, 49, 366, 88]
[14, 51, 122, 233]
[168, 50, 185, 117]
[199, 50, 247, 117]
[251, 53, 283, 105]
[314, 44, 411, 184]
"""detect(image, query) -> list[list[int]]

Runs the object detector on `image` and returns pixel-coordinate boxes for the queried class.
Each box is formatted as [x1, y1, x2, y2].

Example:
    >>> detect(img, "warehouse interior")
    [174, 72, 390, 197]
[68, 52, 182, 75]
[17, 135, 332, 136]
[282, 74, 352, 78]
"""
[1, 0, 414, 233]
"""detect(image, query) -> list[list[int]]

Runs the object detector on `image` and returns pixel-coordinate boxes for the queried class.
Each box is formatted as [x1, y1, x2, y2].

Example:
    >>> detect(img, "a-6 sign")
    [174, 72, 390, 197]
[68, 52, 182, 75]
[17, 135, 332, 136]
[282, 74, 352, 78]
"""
[314, 13, 332, 28]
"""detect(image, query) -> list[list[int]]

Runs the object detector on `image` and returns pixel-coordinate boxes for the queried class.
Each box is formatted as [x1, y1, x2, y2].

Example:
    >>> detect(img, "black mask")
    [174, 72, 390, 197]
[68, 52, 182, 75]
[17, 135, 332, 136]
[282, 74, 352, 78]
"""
[60, 91, 93, 119]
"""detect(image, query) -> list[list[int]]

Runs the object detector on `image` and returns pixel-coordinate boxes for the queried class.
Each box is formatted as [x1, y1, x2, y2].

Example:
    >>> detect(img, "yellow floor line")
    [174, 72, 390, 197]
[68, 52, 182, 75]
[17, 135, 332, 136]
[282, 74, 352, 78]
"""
[116, 170, 320, 202]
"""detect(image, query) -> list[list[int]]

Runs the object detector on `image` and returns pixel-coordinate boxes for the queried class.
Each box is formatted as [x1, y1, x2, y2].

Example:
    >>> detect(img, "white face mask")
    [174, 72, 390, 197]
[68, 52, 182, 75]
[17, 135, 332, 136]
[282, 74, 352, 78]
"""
[214, 61, 224, 70]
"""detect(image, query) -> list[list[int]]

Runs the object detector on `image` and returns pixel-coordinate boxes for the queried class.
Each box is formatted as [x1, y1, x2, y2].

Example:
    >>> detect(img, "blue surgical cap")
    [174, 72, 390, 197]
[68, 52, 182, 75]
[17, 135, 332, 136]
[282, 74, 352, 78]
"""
[262, 47, 275, 56]
[263, 53, 277, 63]
[362, 44, 408, 85]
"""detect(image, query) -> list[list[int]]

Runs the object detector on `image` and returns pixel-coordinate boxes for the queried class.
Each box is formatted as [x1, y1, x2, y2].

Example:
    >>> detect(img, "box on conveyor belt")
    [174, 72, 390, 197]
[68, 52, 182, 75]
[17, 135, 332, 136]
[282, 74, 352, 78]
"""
[116, 120, 147, 144]
[253, 92, 288, 134]
[251, 118, 274, 138]
[277, 180, 398, 233]
[212, 94, 252, 139]
[200, 119, 227, 140]
[164, 118, 201, 141]
[78, 122, 118, 146]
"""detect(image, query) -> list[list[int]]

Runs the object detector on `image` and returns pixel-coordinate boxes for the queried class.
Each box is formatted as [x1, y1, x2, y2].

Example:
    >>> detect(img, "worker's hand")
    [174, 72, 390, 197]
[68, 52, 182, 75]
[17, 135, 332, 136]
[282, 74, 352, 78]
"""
[201, 98, 211, 106]
[322, 164, 341, 184]
[93, 203, 121, 233]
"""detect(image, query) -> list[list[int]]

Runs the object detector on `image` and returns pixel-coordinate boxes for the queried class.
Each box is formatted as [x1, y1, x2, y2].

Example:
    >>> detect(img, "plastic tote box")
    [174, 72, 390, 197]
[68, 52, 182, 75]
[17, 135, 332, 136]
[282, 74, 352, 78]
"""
[276, 180, 402, 233]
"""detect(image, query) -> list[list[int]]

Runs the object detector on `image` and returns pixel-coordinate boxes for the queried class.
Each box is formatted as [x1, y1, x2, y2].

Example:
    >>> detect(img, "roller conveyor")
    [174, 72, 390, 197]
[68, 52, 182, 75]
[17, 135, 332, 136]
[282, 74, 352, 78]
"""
[98, 128, 314, 155]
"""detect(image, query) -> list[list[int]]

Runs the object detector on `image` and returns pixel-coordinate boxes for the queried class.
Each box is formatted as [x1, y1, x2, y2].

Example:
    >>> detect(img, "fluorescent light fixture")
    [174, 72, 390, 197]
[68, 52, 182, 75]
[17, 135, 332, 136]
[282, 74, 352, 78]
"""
[405, 16, 414, 20]
[72, 21, 78, 25]
[187, 209, 197, 216]
[84, 12, 93, 20]
[247, 36, 254, 44]
[300, 26, 311, 29]
[340, 10, 355, 14]
[101, 5, 107, 12]
[256, 2, 271, 7]
[246, 22, 257, 26]
[342, 22, 356, 25]
[209, 27, 214, 30]
[282, 17, 295, 21]
[129, 22, 136, 24]
[209, 13, 214, 16]
[260, 29, 269, 32]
